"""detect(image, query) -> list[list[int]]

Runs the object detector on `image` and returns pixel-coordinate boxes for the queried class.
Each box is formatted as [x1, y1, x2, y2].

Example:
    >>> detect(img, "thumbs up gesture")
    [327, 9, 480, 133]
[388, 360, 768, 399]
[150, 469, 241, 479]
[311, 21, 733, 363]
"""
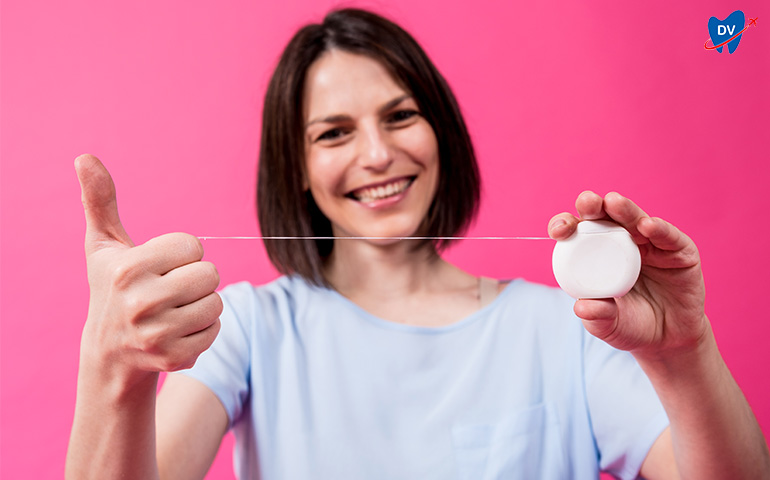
[75, 154, 222, 378]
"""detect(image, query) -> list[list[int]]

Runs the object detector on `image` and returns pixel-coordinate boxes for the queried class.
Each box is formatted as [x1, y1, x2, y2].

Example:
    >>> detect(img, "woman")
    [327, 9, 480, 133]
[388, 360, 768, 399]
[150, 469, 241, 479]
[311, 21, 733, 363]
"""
[66, 8, 770, 480]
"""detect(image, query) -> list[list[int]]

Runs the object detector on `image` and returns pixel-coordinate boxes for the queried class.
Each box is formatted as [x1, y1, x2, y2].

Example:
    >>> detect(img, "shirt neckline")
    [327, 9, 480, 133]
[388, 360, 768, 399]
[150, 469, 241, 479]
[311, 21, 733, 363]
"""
[316, 278, 522, 335]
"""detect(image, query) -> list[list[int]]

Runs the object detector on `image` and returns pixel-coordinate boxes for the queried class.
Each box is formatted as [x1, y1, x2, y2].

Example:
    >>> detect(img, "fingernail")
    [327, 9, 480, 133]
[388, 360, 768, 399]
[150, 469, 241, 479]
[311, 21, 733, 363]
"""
[549, 219, 566, 230]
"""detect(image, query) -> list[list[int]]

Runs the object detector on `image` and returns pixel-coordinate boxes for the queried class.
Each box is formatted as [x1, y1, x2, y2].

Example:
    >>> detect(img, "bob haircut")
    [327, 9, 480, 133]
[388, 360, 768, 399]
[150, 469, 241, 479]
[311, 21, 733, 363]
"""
[257, 8, 481, 286]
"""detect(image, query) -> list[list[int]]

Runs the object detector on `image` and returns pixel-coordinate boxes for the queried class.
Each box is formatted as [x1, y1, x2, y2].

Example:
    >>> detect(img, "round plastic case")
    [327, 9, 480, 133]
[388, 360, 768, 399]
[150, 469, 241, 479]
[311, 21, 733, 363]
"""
[552, 220, 641, 299]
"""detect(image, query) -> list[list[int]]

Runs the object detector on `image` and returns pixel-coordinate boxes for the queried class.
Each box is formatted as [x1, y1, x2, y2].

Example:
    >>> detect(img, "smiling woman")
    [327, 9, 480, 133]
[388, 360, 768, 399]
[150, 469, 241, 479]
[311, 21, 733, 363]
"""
[65, 7, 770, 480]
[303, 51, 440, 241]
[256, 9, 480, 285]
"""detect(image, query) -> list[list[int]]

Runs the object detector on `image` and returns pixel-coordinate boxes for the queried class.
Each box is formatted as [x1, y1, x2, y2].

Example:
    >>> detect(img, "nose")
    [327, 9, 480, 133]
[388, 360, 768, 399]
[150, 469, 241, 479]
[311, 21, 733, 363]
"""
[357, 123, 394, 171]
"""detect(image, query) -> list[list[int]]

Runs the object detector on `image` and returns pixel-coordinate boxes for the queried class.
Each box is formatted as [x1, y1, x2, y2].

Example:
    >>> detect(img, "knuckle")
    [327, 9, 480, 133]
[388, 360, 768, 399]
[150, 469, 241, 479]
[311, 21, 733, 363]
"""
[200, 319, 221, 352]
[201, 292, 224, 318]
[210, 318, 222, 339]
[123, 293, 154, 321]
[210, 314, 222, 333]
[164, 351, 199, 372]
[212, 294, 224, 316]
[207, 260, 220, 278]
[178, 233, 204, 260]
[109, 261, 138, 290]
[132, 330, 161, 355]
[173, 358, 198, 372]
[158, 357, 180, 372]
[153, 232, 203, 262]
[202, 262, 221, 287]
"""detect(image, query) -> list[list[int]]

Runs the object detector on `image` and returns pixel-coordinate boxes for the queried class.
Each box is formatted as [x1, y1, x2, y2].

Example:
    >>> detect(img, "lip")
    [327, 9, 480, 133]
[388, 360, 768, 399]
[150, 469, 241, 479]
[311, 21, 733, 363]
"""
[346, 176, 416, 209]
[345, 175, 416, 197]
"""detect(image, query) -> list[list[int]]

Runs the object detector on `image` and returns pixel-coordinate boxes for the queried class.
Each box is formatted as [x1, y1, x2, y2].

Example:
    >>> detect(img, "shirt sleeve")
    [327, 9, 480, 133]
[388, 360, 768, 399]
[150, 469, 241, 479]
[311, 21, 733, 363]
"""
[178, 281, 254, 426]
[583, 331, 670, 479]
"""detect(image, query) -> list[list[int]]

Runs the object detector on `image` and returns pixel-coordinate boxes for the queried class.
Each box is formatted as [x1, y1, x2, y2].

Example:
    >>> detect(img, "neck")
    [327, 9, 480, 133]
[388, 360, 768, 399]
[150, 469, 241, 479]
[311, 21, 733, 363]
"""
[323, 238, 456, 299]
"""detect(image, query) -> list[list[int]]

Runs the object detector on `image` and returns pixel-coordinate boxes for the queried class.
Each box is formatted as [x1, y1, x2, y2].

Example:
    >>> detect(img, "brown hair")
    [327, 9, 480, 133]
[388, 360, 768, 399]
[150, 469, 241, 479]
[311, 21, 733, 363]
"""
[257, 8, 481, 286]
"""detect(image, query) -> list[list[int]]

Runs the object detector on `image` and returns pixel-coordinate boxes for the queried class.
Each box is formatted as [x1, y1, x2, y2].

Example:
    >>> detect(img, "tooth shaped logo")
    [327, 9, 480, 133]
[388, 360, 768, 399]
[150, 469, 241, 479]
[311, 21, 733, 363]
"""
[708, 10, 746, 53]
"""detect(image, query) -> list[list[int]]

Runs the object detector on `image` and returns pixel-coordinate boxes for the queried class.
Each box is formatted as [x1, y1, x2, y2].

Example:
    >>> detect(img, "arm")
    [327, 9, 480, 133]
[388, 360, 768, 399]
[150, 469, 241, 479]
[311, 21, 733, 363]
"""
[66, 155, 224, 479]
[638, 325, 769, 479]
[67, 355, 160, 479]
[67, 365, 227, 480]
[549, 191, 770, 479]
[156, 375, 229, 479]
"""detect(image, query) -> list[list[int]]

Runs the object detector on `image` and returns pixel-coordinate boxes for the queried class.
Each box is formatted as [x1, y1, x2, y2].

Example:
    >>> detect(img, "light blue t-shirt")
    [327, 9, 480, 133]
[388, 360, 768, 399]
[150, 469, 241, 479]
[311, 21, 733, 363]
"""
[181, 275, 668, 480]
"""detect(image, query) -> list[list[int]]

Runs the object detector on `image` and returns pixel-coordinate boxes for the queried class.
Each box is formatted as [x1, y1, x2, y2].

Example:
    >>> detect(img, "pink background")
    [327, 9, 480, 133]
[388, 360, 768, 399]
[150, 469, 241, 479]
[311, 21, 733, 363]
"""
[2, 0, 768, 478]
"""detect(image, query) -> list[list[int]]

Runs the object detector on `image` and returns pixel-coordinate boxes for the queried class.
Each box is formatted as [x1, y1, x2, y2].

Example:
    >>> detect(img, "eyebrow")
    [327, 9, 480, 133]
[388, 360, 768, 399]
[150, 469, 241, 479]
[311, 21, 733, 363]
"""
[304, 94, 413, 129]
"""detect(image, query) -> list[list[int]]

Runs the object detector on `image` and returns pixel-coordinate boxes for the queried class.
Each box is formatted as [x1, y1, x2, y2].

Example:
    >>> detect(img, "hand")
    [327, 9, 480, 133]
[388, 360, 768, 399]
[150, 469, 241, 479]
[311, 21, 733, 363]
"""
[75, 154, 222, 380]
[548, 191, 708, 359]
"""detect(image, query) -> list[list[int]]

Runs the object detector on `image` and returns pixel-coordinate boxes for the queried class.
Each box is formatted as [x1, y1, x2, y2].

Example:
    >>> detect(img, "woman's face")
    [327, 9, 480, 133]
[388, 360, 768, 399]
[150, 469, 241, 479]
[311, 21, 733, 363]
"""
[303, 50, 439, 243]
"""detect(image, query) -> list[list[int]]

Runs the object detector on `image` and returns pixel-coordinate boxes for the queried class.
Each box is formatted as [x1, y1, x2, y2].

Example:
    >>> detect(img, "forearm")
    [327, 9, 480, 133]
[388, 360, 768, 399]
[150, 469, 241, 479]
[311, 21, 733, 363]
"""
[635, 321, 770, 479]
[66, 347, 161, 480]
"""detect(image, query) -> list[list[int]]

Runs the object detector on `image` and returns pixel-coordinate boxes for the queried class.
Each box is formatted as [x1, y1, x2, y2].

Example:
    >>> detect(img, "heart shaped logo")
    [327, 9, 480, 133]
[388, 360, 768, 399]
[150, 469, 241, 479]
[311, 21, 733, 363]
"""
[708, 10, 746, 53]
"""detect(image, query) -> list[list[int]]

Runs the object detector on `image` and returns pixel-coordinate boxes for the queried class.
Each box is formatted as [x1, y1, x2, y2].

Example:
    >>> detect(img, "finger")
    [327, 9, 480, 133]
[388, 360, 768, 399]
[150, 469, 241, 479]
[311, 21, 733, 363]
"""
[637, 217, 689, 251]
[75, 154, 134, 253]
[601, 192, 650, 244]
[131, 232, 205, 276]
[574, 298, 617, 320]
[159, 261, 220, 308]
[169, 316, 222, 371]
[637, 217, 700, 269]
[129, 291, 222, 355]
[548, 213, 579, 240]
[573, 298, 620, 342]
[143, 312, 222, 372]
[168, 291, 224, 338]
[574, 191, 606, 220]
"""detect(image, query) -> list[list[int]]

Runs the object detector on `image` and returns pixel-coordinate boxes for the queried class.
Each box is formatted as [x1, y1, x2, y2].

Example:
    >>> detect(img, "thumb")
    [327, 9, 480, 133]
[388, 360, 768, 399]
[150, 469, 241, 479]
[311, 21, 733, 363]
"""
[75, 154, 134, 253]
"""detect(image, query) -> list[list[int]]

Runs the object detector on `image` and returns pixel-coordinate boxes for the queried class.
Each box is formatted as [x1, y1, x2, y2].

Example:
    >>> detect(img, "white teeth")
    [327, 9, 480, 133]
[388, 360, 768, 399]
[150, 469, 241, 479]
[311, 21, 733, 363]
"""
[352, 178, 411, 202]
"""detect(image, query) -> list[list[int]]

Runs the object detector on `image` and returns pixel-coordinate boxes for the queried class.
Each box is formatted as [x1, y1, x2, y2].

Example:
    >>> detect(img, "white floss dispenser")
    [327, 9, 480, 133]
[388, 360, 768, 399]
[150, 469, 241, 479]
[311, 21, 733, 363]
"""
[552, 220, 641, 299]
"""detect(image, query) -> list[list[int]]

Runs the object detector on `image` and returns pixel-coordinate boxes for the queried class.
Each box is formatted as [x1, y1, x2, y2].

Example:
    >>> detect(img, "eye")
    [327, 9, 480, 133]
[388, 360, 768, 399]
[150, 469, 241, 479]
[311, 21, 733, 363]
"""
[387, 110, 419, 124]
[316, 127, 348, 142]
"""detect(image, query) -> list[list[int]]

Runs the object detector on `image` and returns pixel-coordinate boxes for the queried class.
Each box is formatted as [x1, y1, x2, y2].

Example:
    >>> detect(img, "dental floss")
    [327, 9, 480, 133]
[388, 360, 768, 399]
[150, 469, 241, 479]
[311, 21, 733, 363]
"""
[200, 227, 643, 300]
[198, 236, 550, 240]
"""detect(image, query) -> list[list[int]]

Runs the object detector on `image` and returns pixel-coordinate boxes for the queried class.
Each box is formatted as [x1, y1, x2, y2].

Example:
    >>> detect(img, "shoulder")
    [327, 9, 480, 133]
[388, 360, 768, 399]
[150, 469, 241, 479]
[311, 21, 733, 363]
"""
[500, 278, 569, 299]
[219, 274, 322, 307]
[217, 275, 337, 332]
[494, 279, 577, 320]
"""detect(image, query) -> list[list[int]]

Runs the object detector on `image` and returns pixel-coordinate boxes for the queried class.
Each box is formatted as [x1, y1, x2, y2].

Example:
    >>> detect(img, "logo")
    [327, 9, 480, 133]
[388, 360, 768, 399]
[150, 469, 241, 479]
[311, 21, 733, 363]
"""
[705, 11, 758, 53]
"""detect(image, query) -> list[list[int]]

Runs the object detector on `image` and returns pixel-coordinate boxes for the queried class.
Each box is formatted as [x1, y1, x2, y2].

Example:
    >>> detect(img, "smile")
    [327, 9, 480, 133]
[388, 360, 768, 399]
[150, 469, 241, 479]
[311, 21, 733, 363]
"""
[347, 177, 415, 203]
